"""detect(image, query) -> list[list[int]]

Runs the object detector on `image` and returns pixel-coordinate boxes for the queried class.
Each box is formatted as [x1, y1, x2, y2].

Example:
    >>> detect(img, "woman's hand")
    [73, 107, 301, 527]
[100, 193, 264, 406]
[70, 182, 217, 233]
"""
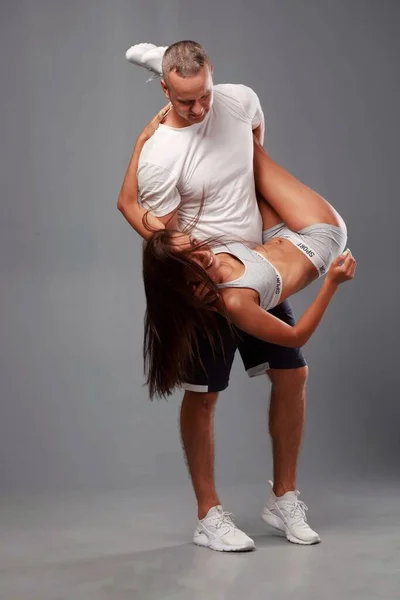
[137, 103, 172, 143]
[326, 249, 357, 286]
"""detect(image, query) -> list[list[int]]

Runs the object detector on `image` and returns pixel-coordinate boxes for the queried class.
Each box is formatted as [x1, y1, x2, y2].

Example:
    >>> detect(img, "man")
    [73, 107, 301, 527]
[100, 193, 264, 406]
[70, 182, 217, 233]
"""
[118, 40, 320, 551]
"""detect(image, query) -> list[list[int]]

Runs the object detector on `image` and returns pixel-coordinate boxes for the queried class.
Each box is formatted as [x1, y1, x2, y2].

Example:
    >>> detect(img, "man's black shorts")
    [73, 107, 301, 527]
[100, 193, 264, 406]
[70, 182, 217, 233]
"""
[182, 299, 307, 393]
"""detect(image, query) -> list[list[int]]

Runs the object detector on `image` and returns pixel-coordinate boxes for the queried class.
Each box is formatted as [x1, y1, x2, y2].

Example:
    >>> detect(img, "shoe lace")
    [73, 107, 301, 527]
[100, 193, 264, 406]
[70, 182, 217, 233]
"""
[213, 510, 237, 533]
[287, 493, 308, 523]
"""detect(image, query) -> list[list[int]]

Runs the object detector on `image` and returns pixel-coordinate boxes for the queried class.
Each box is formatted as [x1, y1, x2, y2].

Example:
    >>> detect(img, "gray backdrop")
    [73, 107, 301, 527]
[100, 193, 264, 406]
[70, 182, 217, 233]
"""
[1, 0, 398, 492]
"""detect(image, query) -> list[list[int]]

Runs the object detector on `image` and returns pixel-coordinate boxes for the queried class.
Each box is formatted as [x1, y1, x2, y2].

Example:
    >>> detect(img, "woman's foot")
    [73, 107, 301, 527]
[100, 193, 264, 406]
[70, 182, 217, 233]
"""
[125, 43, 168, 79]
[125, 43, 156, 65]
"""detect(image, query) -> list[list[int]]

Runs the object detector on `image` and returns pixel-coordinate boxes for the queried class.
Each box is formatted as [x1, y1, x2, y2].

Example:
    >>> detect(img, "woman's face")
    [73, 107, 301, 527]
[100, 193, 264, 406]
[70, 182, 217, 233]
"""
[170, 233, 221, 282]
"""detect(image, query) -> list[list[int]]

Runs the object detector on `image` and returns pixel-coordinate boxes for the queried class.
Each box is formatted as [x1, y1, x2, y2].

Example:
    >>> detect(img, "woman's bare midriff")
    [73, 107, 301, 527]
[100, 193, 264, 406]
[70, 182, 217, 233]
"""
[254, 237, 319, 301]
[217, 238, 320, 307]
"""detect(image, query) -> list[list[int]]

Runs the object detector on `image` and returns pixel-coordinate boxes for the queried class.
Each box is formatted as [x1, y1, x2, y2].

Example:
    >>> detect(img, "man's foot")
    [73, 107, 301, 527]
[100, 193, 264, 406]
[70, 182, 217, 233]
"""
[193, 505, 255, 552]
[261, 480, 320, 545]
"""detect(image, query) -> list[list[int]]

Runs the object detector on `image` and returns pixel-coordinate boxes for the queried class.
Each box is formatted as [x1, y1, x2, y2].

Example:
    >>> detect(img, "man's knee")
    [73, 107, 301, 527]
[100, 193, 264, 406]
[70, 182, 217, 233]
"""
[267, 366, 309, 392]
[182, 390, 219, 412]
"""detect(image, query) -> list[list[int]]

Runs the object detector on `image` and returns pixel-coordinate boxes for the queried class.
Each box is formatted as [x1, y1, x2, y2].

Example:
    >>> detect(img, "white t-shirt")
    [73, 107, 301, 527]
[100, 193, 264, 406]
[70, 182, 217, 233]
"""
[138, 84, 265, 245]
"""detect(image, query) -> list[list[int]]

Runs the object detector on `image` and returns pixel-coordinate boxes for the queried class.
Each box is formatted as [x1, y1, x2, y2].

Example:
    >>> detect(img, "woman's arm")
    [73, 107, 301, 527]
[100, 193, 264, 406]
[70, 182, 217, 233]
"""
[224, 251, 356, 347]
[117, 104, 176, 240]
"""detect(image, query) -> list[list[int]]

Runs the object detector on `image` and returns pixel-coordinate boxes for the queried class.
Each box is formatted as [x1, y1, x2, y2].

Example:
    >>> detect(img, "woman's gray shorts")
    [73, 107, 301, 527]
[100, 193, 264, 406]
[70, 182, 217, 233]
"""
[262, 221, 348, 277]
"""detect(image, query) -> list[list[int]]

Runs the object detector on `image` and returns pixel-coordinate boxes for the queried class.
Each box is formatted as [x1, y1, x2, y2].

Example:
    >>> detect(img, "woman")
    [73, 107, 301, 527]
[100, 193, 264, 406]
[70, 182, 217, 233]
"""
[134, 106, 356, 398]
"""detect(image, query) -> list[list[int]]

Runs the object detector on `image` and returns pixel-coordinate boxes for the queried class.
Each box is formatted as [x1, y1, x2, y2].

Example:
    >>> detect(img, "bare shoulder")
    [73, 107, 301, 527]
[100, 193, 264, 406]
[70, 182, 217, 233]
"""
[221, 288, 259, 313]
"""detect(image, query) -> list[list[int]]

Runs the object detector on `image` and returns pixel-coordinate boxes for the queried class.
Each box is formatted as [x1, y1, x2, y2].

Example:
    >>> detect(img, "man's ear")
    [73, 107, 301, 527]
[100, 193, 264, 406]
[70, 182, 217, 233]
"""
[160, 79, 170, 100]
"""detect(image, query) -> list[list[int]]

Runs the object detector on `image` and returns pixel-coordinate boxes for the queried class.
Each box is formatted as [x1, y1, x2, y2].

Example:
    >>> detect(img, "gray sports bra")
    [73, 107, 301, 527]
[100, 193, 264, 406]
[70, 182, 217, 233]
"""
[213, 242, 283, 310]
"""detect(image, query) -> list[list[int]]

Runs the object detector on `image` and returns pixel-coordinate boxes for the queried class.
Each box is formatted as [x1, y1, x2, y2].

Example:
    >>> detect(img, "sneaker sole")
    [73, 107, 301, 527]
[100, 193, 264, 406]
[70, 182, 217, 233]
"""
[261, 511, 321, 546]
[193, 532, 255, 552]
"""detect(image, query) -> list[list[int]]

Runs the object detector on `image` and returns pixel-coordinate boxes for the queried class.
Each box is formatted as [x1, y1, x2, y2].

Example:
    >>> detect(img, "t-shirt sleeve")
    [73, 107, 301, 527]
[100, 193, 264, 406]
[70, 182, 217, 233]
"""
[233, 84, 265, 144]
[137, 162, 181, 217]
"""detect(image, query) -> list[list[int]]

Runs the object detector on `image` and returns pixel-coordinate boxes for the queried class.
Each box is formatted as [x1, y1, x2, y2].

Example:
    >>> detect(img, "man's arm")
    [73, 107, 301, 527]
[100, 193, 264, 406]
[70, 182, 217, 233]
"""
[252, 122, 264, 145]
[117, 135, 180, 240]
[251, 94, 265, 145]
[117, 104, 180, 239]
[117, 140, 178, 239]
[232, 84, 265, 144]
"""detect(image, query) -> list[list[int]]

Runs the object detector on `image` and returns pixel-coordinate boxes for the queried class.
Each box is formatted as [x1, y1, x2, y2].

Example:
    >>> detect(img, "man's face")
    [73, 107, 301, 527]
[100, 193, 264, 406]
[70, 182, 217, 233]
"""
[162, 65, 214, 125]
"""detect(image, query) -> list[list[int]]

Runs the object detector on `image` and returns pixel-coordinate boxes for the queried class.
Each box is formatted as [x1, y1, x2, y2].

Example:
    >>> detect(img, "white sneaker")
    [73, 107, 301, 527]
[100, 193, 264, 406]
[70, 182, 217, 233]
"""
[193, 505, 255, 552]
[125, 43, 156, 65]
[125, 43, 167, 79]
[261, 480, 320, 545]
[141, 46, 168, 76]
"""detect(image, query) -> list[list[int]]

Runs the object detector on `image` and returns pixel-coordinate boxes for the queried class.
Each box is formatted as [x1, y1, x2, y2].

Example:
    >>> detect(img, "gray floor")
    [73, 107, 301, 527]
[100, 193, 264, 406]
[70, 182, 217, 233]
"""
[1, 479, 399, 600]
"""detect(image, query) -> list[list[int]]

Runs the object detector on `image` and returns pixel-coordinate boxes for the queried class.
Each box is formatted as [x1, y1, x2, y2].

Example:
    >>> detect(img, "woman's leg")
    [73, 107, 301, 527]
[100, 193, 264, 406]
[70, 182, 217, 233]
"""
[253, 137, 343, 231]
[256, 190, 282, 230]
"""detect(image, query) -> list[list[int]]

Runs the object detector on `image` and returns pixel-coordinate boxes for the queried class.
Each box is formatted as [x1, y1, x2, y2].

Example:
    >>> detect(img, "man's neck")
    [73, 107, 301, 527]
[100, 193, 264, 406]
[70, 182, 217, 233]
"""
[163, 108, 195, 129]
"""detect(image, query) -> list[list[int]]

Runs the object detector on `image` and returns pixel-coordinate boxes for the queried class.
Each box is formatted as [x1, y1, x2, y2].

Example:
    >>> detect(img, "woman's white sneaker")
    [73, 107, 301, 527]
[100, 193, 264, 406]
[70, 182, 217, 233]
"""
[261, 480, 320, 545]
[140, 46, 168, 76]
[125, 43, 156, 65]
[125, 43, 168, 79]
[193, 505, 255, 552]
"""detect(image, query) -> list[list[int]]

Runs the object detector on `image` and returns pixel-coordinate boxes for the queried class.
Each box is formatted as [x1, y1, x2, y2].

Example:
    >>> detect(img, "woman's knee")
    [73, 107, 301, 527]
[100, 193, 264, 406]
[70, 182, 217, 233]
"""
[320, 203, 347, 230]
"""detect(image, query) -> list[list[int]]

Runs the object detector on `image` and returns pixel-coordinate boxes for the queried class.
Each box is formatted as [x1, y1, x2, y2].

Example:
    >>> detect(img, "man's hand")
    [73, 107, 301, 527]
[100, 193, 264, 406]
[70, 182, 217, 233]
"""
[138, 103, 172, 143]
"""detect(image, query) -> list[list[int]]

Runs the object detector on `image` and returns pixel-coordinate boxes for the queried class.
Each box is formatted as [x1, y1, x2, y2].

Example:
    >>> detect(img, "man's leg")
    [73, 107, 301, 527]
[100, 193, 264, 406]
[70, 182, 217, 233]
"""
[180, 390, 220, 519]
[238, 300, 320, 545]
[180, 317, 255, 552]
[262, 363, 320, 544]
[267, 366, 308, 497]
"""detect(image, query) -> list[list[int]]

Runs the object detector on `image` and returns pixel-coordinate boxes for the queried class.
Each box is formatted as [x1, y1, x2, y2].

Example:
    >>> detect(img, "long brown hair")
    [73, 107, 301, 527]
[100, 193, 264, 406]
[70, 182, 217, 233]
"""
[142, 228, 230, 400]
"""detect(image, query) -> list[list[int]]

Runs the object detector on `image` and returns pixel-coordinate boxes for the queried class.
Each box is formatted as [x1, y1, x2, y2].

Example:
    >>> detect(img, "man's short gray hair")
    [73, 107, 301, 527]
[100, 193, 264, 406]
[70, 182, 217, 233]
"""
[162, 40, 210, 83]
